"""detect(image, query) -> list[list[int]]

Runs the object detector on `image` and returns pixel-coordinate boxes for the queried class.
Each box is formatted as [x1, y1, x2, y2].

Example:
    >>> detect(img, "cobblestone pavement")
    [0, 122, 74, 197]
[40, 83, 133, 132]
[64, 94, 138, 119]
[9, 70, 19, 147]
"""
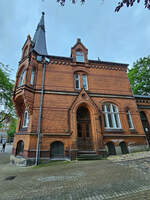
[1, 151, 150, 200]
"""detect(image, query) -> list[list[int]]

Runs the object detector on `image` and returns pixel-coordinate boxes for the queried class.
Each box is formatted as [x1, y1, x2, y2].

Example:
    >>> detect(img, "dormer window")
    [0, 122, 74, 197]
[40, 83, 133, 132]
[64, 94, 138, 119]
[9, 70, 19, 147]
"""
[76, 51, 84, 62]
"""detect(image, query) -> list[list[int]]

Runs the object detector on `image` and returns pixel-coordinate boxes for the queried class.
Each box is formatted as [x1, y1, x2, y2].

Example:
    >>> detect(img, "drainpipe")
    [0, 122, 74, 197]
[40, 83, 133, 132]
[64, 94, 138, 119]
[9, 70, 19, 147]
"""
[35, 57, 46, 165]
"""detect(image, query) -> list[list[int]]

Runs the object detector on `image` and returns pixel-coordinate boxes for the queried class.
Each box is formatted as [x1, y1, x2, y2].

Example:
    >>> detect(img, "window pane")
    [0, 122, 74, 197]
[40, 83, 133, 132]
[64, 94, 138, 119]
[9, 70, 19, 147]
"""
[23, 111, 28, 128]
[108, 114, 113, 128]
[75, 80, 80, 89]
[76, 51, 84, 62]
[114, 113, 119, 128]
[75, 74, 79, 79]
[127, 111, 134, 129]
[104, 115, 107, 127]
[82, 75, 88, 90]
[30, 69, 35, 85]
[107, 104, 111, 112]
[112, 105, 116, 112]
[19, 70, 26, 86]
[75, 74, 80, 89]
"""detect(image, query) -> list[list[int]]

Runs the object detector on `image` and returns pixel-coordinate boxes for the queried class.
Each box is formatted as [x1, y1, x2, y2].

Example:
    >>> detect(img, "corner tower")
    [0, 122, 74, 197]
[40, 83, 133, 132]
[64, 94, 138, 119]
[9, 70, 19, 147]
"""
[11, 13, 50, 165]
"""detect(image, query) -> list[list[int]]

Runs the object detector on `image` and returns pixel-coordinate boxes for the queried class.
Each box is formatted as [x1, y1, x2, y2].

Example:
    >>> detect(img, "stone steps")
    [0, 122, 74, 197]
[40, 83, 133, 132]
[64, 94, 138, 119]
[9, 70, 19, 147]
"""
[77, 151, 102, 160]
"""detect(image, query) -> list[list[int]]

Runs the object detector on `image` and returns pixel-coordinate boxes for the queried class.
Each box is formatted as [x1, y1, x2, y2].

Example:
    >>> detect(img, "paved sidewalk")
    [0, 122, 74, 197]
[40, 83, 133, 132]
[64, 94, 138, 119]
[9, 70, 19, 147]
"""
[0, 143, 12, 153]
[1, 151, 150, 199]
[108, 151, 150, 162]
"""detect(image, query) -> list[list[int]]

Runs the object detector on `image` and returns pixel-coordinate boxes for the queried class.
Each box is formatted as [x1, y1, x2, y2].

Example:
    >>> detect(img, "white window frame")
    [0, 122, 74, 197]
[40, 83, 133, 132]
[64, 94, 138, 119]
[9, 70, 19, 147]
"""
[126, 110, 134, 129]
[76, 51, 84, 62]
[82, 74, 88, 90]
[102, 103, 121, 129]
[74, 74, 80, 90]
[18, 70, 26, 87]
[30, 68, 35, 85]
[23, 110, 29, 128]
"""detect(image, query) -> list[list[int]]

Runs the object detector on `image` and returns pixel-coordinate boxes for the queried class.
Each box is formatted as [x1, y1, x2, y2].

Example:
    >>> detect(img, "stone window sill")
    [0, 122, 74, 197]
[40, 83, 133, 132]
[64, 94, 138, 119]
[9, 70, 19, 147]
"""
[18, 127, 27, 132]
[104, 128, 124, 133]
[130, 129, 137, 133]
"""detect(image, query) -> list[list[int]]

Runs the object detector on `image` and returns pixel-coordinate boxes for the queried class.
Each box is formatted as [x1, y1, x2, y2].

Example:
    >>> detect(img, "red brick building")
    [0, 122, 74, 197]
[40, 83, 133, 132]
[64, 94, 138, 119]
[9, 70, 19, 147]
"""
[11, 13, 150, 165]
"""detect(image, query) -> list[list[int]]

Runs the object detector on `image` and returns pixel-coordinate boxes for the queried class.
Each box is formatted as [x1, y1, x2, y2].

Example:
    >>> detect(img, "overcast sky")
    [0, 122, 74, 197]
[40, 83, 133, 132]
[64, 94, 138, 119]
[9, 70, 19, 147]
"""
[0, 0, 150, 80]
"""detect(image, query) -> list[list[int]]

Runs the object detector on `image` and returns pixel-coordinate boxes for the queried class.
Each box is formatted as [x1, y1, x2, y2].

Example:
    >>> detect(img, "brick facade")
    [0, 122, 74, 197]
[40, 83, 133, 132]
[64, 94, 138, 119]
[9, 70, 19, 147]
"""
[12, 14, 150, 164]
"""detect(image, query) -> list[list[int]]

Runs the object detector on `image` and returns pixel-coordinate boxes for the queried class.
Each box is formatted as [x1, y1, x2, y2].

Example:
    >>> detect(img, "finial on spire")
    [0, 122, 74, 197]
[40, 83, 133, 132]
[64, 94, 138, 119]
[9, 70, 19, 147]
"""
[42, 12, 45, 15]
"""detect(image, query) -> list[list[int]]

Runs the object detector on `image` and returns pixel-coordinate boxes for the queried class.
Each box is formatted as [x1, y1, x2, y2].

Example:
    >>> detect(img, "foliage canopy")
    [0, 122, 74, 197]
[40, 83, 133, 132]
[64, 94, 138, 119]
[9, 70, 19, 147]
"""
[128, 56, 150, 95]
[56, 0, 150, 11]
[0, 63, 15, 126]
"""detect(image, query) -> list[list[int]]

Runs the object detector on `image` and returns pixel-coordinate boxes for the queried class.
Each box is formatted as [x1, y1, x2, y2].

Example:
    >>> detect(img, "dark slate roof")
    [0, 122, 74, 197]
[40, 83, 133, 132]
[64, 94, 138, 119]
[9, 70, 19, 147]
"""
[32, 12, 48, 56]
[134, 95, 150, 99]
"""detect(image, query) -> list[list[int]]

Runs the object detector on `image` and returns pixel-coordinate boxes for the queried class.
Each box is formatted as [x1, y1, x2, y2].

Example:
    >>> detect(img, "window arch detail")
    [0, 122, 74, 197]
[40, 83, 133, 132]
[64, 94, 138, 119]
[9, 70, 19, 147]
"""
[102, 103, 121, 129]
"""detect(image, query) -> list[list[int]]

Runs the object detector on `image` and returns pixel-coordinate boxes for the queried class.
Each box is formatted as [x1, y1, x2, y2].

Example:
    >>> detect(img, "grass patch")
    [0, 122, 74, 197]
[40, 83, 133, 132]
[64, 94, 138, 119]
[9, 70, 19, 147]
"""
[32, 160, 72, 169]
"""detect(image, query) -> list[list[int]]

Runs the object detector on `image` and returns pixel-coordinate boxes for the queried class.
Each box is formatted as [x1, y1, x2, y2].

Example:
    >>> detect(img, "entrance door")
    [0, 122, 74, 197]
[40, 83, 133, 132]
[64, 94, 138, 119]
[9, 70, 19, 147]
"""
[77, 106, 93, 151]
[50, 141, 64, 159]
[140, 111, 150, 146]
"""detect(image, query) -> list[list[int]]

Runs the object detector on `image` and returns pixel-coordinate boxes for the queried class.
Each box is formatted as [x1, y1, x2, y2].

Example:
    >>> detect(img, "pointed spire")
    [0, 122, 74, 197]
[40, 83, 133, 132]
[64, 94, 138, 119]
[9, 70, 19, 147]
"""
[32, 12, 48, 56]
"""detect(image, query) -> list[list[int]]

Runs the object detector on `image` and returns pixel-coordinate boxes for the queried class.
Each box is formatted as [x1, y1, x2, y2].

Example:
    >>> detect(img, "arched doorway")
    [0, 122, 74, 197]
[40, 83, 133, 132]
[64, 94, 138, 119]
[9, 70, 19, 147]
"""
[119, 142, 128, 154]
[16, 140, 24, 156]
[50, 141, 64, 159]
[106, 142, 116, 155]
[140, 111, 150, 145]
[77, 106, 93, 151]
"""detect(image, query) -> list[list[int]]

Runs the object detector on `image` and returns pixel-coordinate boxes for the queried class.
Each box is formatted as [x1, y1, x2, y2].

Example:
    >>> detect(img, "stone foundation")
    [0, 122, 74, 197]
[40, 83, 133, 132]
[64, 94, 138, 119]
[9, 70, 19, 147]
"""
[128, 144, 149, 153]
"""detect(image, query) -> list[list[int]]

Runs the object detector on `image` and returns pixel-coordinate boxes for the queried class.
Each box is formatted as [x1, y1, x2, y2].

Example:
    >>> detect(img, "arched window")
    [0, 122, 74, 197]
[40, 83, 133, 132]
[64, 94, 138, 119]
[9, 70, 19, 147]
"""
[18, 70, 26, 87]
[102, 103, 121, 129]
[76, 51, 84, 62]
[30, 68, 35, 85]
[23, 110, 29, 128]
[16, 140, 24, 156]
[126, 110, 134, 129]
